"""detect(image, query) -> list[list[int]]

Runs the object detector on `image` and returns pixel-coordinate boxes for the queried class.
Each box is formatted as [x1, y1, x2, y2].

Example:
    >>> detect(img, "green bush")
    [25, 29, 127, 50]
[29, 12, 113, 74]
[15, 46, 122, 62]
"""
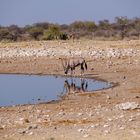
[42, 30, 54, 40]
[59, 32, 68, 40]
[0, 28, 15, 41]
[42, 25, 61, 40]
[26, 26, 43, 40]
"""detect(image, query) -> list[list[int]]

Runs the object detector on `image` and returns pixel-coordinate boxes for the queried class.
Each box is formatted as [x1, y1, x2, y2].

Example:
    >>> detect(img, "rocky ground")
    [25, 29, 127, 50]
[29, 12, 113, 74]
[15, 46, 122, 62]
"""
[0, 40, 140, 140]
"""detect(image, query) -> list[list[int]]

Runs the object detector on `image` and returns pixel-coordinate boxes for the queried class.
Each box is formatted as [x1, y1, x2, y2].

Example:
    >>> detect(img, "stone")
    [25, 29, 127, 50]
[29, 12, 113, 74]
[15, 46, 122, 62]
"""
[78, 113, 83, 116]
[28, 132, 33, 135]
[19, 129, 27, 134]
[106, 95, 111, 99]
[116, 102, 140, 110]
[83, 134, 89, 138]
[103, 124, 109, 128]
[0, 126, 4, 130]
[77, 128, 85, 132]
[27, 124, 38, 130]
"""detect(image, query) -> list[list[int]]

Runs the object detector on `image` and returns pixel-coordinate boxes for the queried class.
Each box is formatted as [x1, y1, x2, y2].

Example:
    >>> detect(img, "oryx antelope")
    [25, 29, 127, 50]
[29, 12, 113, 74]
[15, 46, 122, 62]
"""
[59, 57, 87, 75]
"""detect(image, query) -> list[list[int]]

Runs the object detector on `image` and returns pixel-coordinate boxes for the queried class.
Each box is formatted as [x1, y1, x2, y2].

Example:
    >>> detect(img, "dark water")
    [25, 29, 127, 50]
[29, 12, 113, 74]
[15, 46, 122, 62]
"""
[0, 74, 112, 107]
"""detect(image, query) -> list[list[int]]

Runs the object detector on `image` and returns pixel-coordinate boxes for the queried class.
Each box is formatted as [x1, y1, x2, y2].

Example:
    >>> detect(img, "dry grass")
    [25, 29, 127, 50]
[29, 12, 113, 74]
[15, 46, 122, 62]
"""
[0, 39, 140, 49]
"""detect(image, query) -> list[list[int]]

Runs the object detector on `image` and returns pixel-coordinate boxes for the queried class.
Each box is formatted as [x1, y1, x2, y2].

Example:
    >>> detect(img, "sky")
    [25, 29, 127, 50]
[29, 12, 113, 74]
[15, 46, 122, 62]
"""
[0, 0, 140, 27]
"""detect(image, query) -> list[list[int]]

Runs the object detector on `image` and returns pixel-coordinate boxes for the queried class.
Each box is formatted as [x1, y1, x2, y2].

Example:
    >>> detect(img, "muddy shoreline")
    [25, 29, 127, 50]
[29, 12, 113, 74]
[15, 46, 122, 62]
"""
[0, 40, 140, 140]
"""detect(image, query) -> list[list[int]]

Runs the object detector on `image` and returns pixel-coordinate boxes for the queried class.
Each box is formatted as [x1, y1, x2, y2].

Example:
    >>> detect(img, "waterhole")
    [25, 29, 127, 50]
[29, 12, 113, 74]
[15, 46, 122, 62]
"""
[0, 74, 112, 107]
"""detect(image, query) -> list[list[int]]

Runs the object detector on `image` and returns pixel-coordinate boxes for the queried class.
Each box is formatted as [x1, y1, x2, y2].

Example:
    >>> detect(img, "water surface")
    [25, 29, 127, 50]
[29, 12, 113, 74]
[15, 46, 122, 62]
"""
[0, 74, 111, 106]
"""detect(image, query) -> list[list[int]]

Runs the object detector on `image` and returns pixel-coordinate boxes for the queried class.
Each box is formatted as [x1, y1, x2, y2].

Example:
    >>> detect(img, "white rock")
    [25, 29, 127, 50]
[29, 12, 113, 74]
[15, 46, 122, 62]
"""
[116, 102, 140, 110]
[103, 124, 109, 128]
[83, 134, 89, 138]
[78, 113, 83, 116]
[77, 128, 85, 132]
[28, 132, 33, 135]
[119, 126, 125, 130]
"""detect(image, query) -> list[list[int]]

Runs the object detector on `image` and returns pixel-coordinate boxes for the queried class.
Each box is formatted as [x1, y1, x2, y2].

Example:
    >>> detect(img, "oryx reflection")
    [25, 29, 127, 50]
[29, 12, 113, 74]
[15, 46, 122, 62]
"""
[60, 78, 88, 97]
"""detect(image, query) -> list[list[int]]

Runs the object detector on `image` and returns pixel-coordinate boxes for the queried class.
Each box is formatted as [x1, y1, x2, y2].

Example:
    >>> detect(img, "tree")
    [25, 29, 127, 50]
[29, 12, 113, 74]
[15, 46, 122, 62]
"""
[133, 18, 140, 37]
[42, 25, 60, 40]
[0, 28, 14, 41]
[26, 26, 43, 40]
[84, 21, 97, 32]
[33, 22, 50, 30]
[70, 21, 85, 32]
[115, 16, 129, 39]
[115, 16, 129, 25]
[8, 25, 22, 41]
[98, 20, 110, 30]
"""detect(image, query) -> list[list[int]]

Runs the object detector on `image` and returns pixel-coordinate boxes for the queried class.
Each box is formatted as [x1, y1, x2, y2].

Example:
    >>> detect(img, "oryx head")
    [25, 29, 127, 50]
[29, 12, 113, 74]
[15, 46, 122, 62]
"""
[59, 57, 69, 74]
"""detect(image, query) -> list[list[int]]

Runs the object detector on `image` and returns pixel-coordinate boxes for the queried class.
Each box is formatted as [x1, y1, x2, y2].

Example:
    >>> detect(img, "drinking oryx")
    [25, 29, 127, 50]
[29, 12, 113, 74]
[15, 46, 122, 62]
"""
[59, 57, 87, 75]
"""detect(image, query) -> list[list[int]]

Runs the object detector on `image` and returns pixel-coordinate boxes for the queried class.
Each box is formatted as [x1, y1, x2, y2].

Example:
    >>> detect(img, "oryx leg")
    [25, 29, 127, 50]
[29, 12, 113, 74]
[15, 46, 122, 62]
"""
[71, 67, 75, 76]
[80, 64, 84, 75]
[70, 67, 73, 75]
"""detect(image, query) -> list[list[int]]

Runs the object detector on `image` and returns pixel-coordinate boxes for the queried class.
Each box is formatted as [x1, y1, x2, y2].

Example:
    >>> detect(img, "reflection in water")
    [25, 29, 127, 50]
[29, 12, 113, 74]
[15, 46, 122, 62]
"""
[59, 78, 92, 100]
[0, 74, 111, 106]
[64, 79, 88, 94]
